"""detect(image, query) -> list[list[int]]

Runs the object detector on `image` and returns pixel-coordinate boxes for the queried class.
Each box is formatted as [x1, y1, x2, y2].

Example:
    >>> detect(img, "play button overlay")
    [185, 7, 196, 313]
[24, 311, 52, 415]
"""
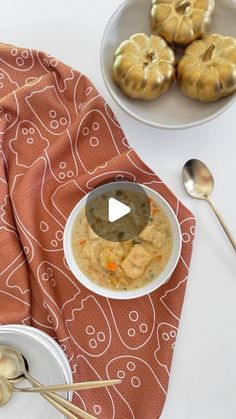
[108, 198, 131, 223]
[85, 182, 150, 242]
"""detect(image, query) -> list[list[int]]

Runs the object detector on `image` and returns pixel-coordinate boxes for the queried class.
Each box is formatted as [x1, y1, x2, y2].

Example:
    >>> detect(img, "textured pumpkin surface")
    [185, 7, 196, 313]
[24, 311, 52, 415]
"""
[113, 33, 176, 100]
[178, 34, 236, 102]
[151, 0, 215, 46]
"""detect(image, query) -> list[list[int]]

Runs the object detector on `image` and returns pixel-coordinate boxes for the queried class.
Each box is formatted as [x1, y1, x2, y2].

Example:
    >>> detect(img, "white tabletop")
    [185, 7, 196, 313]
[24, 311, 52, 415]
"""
[2, 1, 236, 418]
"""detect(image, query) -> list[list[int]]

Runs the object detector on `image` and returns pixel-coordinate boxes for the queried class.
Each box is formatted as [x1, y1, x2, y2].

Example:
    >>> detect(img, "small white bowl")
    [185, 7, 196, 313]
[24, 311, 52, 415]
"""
[100, 0, 236, 130]
[64, 184, 182, 300]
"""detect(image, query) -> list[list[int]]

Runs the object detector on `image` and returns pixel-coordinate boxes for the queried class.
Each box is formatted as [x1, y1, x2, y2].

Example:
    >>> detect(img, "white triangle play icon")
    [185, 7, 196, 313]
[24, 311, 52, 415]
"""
[108, 198, 131, 223]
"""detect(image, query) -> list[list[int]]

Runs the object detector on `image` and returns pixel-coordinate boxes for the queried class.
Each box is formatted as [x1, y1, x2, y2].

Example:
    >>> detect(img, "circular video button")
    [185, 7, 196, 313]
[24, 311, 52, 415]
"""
[85, 182, 151, 242]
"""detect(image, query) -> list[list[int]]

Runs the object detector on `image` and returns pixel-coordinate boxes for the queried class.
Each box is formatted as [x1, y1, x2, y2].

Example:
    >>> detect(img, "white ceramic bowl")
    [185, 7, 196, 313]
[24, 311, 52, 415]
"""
[0, 325, 73, 419]
[100, 0, 236, 129]
[64, 184, 182, 300]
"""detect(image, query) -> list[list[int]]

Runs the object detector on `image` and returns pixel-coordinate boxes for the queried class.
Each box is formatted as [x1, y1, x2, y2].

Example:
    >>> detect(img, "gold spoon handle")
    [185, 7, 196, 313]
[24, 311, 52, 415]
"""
[207, 198, 236, 251]
[24, 375, 78, 419]
[18, 379, 121, 393]
[25, 372, 96, 419]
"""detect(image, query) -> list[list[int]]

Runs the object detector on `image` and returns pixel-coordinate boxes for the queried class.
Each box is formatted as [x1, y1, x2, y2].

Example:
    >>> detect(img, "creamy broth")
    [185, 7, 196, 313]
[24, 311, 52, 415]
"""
[72, 197, 173, 291]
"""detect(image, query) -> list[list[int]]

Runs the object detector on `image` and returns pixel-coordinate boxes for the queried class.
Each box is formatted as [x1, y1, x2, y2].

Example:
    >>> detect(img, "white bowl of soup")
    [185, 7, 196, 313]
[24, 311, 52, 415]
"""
[64, 184, 182, 300]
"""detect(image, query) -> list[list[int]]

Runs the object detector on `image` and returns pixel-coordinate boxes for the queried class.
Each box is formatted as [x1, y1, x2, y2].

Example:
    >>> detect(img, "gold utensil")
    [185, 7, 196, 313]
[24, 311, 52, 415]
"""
[25, 373, 96, 419]
[7, 355, 93, 419]
[0, 376, 78, 419]
[0, 374, 120, 404]
[0, 346, 97, 419]
[182, 159, 236, 251]
[12, 379, 121, 393]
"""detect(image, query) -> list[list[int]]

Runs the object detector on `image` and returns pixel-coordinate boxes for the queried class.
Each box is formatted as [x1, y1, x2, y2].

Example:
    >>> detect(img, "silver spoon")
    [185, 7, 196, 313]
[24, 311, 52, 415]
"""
[182, 159, 236, 251]
[0, 346, 96, 419]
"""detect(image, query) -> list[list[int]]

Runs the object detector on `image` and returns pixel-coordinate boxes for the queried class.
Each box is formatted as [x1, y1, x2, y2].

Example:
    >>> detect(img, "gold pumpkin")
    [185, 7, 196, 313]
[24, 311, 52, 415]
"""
[150, 0, 215, 46]
[178, 34, 236, 102]
[113, 33, 176, 100]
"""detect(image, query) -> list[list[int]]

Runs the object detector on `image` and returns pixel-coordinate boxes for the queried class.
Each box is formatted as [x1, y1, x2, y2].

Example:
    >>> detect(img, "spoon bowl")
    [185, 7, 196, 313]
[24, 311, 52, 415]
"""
[182, 159, 214, 200]
[182, 159, 236, 251]
[9, 357, 30, 384]
[0, 376, 13, 406]
[0, 346, 25, 381]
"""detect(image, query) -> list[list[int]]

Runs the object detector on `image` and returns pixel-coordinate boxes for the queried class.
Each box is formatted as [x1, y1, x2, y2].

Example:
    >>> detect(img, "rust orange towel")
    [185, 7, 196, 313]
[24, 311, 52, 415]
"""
[0, 44, 195, 418]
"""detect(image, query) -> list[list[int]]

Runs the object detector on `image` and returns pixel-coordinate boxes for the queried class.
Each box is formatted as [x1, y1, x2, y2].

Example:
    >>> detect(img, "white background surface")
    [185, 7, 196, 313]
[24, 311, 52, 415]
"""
[1, 1, 236, 418]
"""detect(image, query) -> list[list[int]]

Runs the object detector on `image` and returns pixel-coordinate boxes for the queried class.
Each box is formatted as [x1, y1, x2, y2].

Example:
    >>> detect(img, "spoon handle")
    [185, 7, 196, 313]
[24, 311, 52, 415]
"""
[207, 198, 236, 251]
[24, 372, 96, 419]
[19, 379, 121, 393]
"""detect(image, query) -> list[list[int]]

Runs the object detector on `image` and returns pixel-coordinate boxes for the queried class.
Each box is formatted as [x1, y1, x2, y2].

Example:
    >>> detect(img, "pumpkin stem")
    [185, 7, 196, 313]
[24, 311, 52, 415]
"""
[202, 44, 216, 61]
[143, 49, 156, 67]
[146, 49, 156, 61]
[176, 0, 191, 13]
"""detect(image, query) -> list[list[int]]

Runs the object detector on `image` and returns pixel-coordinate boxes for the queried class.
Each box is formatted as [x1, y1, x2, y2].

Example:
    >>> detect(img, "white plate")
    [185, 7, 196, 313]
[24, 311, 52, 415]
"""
[0, 325, 72, 419]
[64, 183, 182, 300]
[101, 0, 236, 129]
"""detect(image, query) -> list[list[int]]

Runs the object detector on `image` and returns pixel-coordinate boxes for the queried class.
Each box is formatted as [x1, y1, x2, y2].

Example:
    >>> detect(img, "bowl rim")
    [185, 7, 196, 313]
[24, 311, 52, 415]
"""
[63, 183, 182, 300]
[100, 0, 236, 130]
[0, 324, 73, 401]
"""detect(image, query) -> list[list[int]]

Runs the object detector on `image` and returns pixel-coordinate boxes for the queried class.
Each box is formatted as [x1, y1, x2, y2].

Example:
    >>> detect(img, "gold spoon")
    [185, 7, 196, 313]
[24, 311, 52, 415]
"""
[182, 159, 236, 251]
[0, 346, 97, 419]
[0, 346, 120, 391]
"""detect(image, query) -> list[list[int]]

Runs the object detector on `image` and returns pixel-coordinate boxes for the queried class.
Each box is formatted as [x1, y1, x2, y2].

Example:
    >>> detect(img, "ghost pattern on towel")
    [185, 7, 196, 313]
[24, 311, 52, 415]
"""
[75, 110, 120, 174]
[45, 131, 78, 183]
[37, 51, 76, 92]
[37, 261, 81, 318]
[106, 356, 166, 419]
[25, 85, 71, 135]
[73, 73, 99, 116]
[0, 44, 196, 419]
[0, 46, 34, 71]
[10, 121, 48, 167]
[108, 296, 155, 349]
[0, 68, 19, 98]
[10, 160, 65, 252]
[154, 323, 178, 371]
[66, 296, 111, 357]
